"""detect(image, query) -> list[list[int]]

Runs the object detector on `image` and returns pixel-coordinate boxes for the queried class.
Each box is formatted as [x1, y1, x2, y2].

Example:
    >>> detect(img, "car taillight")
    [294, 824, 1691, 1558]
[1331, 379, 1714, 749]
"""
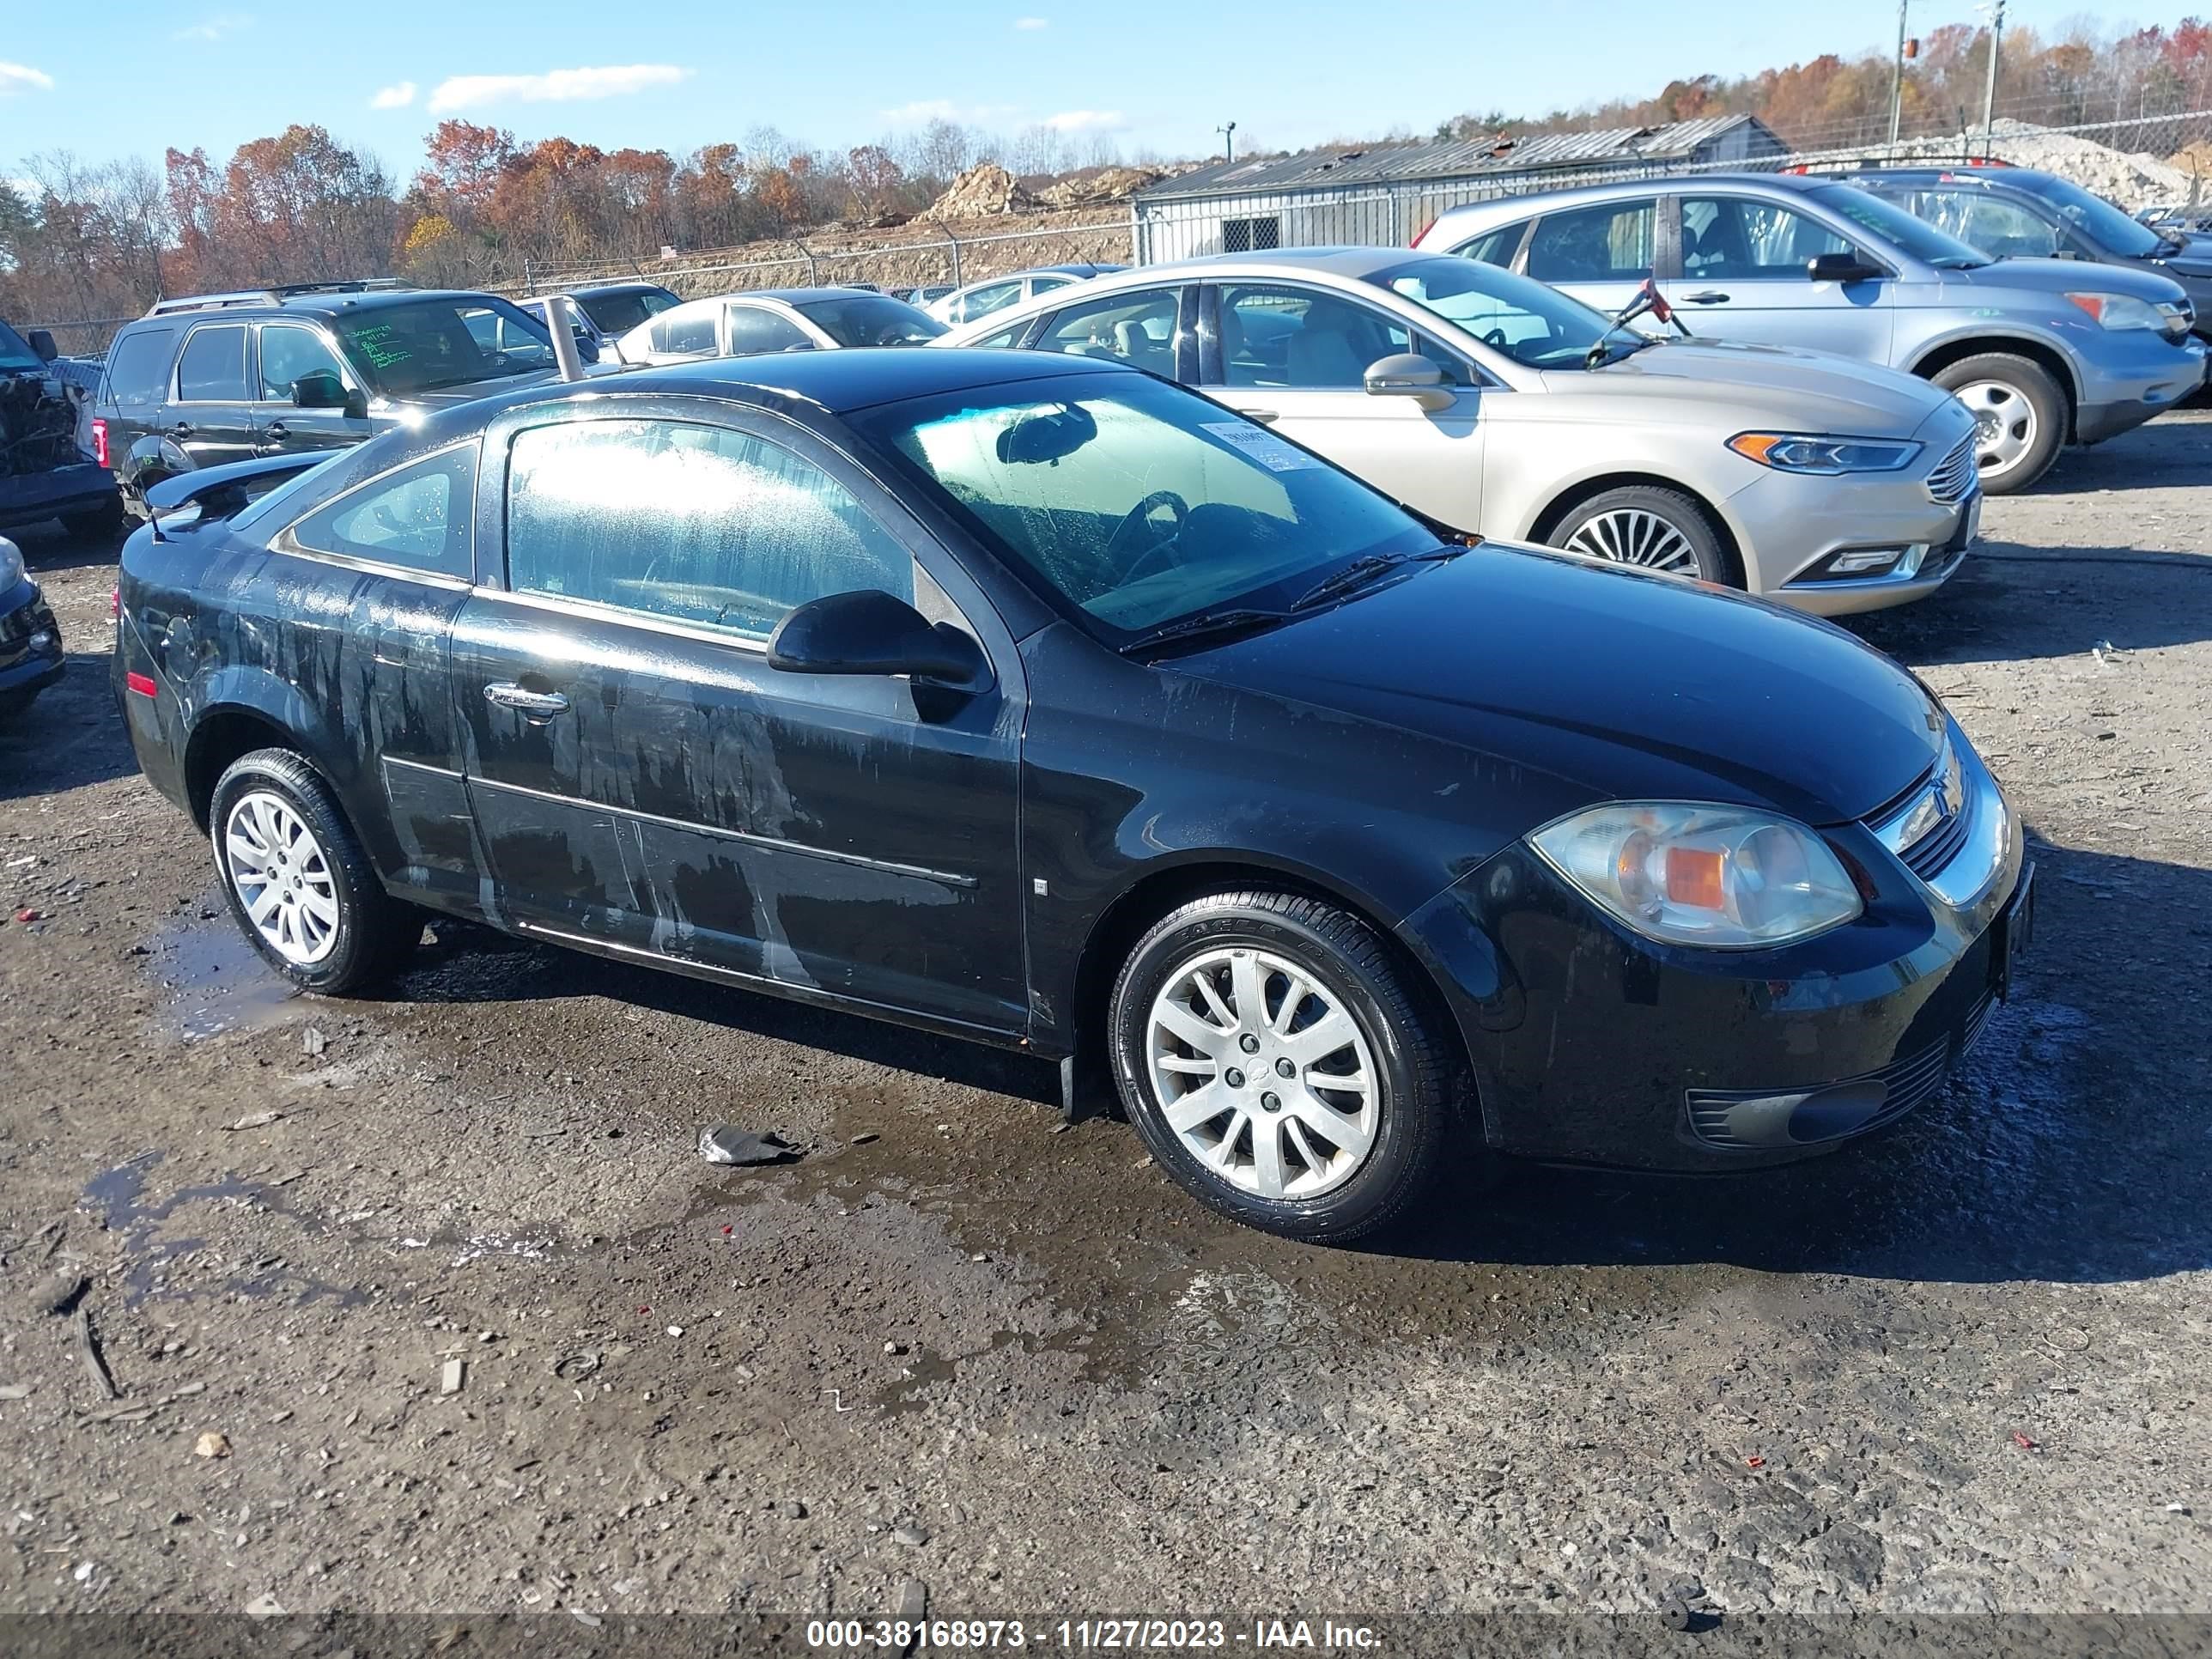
[91, 417, 108, 468]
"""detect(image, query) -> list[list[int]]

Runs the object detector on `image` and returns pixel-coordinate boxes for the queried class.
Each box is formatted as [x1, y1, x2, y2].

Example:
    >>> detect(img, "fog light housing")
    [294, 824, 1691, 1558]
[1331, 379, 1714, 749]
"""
[1807, 542, 1930, 581]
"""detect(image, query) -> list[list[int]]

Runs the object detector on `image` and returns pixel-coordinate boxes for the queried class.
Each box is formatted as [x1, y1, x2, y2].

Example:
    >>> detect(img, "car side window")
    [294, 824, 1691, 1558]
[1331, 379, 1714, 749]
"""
[966, 322, 1030, 350]
[505, 418, 914, 643]
[100, 327, 177, 409]
[257, 325, 349, 403]
[649, 310, 719, 357]
[1889, 188, 2059, 258]
[1455, 222, 1528, 270]
[1215, 284, 1412, 390]
[175, 324, 250, 402]
[289, 445, 477, 576]
[1033, 290, 1179, 375]
[1680, 197, 1855, 279]
[723, 305, 813, 356]
[1523, 200, 1658, 283]
[954, 281, 1023, 325]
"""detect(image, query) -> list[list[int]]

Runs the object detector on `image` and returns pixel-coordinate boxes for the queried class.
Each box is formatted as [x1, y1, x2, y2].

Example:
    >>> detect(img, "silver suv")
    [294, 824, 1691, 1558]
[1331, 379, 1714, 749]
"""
[1419, 172, 2207, 493]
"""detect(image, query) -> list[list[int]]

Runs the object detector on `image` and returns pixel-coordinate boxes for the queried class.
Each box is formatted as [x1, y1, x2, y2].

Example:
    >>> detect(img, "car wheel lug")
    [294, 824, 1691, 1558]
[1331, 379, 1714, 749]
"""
[1224, 1067, 1245, 1089]
[1261, 1091, 1281, 1112]
[1239, 1033, 1260, 1054]
[1275, 1057, 1294, 1078]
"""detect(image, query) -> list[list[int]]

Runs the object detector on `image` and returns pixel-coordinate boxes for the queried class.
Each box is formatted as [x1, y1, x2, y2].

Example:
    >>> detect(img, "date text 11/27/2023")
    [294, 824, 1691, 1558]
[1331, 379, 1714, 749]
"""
[802, 1620, 1382, 1650]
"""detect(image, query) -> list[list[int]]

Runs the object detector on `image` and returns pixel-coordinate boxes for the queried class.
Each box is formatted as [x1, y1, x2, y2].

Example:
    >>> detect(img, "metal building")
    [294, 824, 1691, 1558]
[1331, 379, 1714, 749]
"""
[1132, 116, 1787, 264]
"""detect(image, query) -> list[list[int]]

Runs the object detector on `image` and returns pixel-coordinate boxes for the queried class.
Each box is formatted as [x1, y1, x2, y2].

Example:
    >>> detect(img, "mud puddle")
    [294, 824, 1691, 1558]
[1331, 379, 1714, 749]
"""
[82, 1150, 368, 1307]
[145, 902, 301, 1042]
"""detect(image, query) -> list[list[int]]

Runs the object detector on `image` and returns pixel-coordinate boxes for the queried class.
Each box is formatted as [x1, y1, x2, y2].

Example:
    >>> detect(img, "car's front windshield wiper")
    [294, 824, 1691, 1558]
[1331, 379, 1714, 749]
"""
[1118, 606, 1293, 656]
[1291, 544, 1462, 612]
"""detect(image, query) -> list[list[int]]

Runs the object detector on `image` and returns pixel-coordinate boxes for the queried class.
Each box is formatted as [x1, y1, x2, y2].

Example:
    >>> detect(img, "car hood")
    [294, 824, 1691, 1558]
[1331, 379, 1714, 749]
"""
[1172, 545, 1943, 829]
[1949, 256, 2188, 303]
[1535, 337, 1954, 434]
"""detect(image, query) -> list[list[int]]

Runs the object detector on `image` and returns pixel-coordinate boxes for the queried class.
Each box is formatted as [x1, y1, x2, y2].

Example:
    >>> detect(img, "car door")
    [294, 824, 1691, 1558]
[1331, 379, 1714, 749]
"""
[252, 322, 374, 455]
[450, 398, 1029, 1035]
[166, 321, 259, 467]
[1520, 196, 1661, 320]
[1662, 193, 1895, 360]
[1194, 281, 1486, 529]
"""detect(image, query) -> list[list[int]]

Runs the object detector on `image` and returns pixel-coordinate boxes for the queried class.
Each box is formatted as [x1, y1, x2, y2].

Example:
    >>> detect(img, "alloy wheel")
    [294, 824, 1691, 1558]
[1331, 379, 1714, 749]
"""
[1561, 509, 1702, 574]
[1145, 945, 1380, 1200]
[1954, 379, 2039, 480]
[222, 790, 341, 966]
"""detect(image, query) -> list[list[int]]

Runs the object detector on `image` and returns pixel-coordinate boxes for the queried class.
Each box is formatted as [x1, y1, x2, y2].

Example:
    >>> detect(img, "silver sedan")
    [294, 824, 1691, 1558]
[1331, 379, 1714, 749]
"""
[935, 249, 1981, 615]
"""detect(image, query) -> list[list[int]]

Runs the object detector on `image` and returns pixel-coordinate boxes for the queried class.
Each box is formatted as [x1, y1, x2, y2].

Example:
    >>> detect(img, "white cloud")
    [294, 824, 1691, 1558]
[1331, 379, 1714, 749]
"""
[370, 81, 416, 110]
[1014, 15, 1048, 27]
[1042, 109, 1127, 133]
[426, 64, 690, 115]
[173, 12, 252, 41]
[880, 98, 1019, 126]
[0, 61, 55, 95]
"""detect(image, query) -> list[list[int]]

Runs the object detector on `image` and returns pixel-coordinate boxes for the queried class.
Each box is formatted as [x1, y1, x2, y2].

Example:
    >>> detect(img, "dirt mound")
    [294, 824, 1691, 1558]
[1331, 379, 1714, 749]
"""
[922, 163, 1036, 220]
[1036, 166, 1165, 209]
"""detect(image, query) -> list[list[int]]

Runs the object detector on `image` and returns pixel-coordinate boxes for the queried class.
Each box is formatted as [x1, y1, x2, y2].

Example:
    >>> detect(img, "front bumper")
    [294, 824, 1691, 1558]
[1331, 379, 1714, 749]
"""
[2074, 331, 2209, 445]
[1723, 455, 1977, 617]
[0, 460, 119, 532]
[1397, 734, 2027, 1172]
[0, 578, 64, 697]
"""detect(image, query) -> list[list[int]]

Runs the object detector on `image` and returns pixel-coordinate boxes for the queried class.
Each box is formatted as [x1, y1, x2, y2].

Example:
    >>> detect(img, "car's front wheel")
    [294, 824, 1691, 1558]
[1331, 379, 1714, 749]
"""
[1929, 352, 2065, 494]
[1549, 486, 1731, 584]
[210, 748, 416, 994]
[1109, 890, 1449, 1243]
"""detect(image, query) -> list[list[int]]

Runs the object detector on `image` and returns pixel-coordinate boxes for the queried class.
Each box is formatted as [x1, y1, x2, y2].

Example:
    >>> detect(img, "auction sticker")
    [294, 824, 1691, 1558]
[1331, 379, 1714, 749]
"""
[1201, 422, 1320, 471]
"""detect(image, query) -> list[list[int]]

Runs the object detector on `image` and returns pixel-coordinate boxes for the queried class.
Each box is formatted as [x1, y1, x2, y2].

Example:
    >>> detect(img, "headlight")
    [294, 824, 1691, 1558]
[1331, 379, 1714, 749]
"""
[1528, 803, 1863, 949]
[1726, 433, 1922, 474]
[0, 535, 23, 592]
[2063, 292, 2165, 331]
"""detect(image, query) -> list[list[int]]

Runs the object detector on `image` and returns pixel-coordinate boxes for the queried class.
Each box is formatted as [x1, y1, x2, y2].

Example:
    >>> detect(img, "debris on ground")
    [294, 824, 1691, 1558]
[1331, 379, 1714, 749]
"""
[301, 1026, 327, 1056]
[0, 1383, 30, 1401]
[33, 1271, 86, 1315]
[75, 1307, 118, 1401]
[896, 1579, 928, 1621]
[2012, 1431, 2040, 1451]
[893, 1522, 928, 1547]
[222, 1110, 283, 1132]
[921, 163, 1036, 220]
[192, 1431, 231, 1459]
[698, 1126, 799, 1166]
[244, 1593, 285, 1618]
[2092, 639, 2129, 665]
[440, 1358, 466, 1396]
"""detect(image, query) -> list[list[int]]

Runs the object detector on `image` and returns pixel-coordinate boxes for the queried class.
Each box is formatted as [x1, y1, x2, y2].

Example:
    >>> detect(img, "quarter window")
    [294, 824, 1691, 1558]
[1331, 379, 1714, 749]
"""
[289, 446, 477, 576]
[100, 327, 177, 409]
[1454, 222, 1529, 269]
[1216, 284, 1412, 390]
[504, 418, 913, 642]
[724, 305, 814, 356]
[1034, 290, 1180, 375]
[1680, 197, 1855, 278]
[1523, 200, 1658, 283]
[175, 325, 250, 402]
[257, 325, 349, 402]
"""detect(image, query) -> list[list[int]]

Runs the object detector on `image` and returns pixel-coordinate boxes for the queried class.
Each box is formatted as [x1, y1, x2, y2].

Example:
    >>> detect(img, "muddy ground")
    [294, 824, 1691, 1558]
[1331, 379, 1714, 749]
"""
[2, 416, 2209, 1643]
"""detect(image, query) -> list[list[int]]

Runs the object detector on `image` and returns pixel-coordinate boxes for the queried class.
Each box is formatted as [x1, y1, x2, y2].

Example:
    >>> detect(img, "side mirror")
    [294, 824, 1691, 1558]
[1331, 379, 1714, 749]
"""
[27, 329, 58, 362]
[1364, 352, 1455, 411]
[292, 369, 350, 410]
[1807, 252, 1884, 284]
[768, 589, 992, 694]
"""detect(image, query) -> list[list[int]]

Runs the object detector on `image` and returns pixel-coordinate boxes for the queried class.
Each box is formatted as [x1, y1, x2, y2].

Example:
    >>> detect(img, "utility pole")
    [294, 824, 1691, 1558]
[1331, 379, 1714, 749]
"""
[1217, 121, 1237, 166]
[1979, 0, 2006, 155]
[1887, 0, 1909, 148]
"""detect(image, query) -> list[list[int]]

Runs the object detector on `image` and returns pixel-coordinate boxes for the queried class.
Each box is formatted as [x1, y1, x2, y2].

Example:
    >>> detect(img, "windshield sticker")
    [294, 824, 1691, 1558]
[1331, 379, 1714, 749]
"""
[1201, 422, 1320, 471]
[349, 324, 412, 370]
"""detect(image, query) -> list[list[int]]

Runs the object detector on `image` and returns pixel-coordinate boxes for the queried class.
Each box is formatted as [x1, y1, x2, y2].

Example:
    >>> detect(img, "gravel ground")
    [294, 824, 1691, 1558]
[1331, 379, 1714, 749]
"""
[2, 416, 2209, 1644]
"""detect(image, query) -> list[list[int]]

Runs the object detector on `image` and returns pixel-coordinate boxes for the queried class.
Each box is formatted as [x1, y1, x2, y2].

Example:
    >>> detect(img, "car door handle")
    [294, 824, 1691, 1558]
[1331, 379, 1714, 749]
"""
[483, 682, 570, 718]
[262, 421, 289, 441]
[1237, 408, 1280, 423]
[1680, 291, 1731, 305]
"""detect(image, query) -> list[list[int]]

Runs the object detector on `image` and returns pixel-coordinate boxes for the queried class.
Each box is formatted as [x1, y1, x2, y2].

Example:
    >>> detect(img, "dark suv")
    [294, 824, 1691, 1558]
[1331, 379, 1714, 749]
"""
[1831, 163, 2212, 343]
[85, 282, 580, 512]
[1, 313, 123, 538]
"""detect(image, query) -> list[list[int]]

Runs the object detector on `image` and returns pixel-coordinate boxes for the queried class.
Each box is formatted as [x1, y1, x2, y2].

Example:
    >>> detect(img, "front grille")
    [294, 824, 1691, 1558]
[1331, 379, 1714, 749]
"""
[1684, 988, 1994, 1151]
[1899, 794, 1972, 880]
[1924, 432, 1978, 504]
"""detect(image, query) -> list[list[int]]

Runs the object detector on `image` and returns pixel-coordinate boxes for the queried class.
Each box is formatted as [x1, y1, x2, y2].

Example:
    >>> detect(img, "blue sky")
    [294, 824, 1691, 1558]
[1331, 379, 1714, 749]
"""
[0, 1, 2164, 178]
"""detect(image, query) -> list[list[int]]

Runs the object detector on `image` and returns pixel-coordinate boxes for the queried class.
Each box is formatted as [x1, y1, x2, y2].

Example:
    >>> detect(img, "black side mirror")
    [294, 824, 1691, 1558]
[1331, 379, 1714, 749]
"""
[27, 330, 58, 362]
[292, 369, 350, 410]
[768, 589, 992, 694]
[1808, 252, 1883, 284]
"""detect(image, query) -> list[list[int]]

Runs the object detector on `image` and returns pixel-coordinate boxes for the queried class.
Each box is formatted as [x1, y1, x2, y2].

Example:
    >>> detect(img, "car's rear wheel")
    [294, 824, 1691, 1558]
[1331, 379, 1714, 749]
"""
[1929, 353, 2064, 494]
[1549, 486, 1731, 584]
[210, 748, 416, 994]
[61, 498, 125, 539]
[1109, 890, 1449, 1243]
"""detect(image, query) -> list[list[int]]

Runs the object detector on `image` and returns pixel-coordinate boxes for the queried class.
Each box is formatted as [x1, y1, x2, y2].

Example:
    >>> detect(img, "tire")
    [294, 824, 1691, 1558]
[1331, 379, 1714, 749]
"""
[1108, 890, 1450, 1243]
[209, 747, 416, 995]
[1547, 485, 1732, 585]
[60, 497, 125, 539]
[1929, 352, 2065, 495]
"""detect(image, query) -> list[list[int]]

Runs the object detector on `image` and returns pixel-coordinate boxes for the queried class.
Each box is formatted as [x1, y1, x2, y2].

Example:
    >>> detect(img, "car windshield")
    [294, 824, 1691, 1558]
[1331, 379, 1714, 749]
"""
[0, 319, 44, 372]
[1814, 185, 1992, 268]
[853, 370, 1439, 641]
[2008, 173, 2166, 258]
[331, 298, 556, 396]
[1368, 254, 1639, 369]
[793, 295, 947, 347]
[577, 288, 678, 335]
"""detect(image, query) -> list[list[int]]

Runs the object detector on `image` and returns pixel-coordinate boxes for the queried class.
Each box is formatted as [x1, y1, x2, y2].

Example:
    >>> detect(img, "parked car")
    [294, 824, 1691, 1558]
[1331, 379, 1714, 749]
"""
[86, 283, 593, 514]
[515, 295, 604, 364]
[614, 289, 944, 365]
[0, 315, 123, 538]
[2137, 203, 2212, 235]
[924, 264, 1125, 327]
[1820, 164, 2212, 344]
[900, 285, 956, 307]
[113, 349, 2029, 1242]
[519, 282, 683, 361]
[1419, 173, 2207, 492]
[939, 249, 1981, 614]
[0, 532, 64, 718]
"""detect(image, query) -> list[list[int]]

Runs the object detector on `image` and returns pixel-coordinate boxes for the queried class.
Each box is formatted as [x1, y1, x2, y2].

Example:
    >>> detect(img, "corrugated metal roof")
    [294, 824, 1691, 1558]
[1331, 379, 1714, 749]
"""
[1136, 115, 1779, 203]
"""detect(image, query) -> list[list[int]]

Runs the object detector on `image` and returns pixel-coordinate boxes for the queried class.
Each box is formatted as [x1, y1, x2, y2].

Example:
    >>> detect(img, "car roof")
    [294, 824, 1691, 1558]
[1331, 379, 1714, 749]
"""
[566, 281, 678, 299]
[131, 289, 512, 326]
[1433, 170, 1830, 222]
